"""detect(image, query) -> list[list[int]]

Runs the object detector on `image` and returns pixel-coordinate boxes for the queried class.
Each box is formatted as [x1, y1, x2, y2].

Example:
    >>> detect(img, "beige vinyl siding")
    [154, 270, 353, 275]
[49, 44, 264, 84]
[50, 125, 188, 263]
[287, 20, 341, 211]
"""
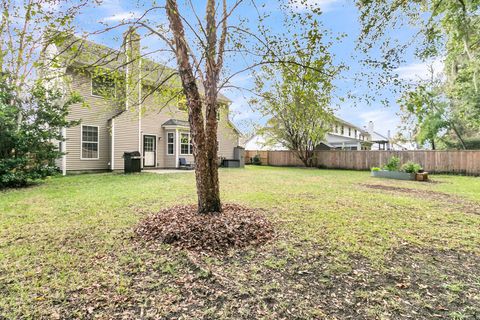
[217, 108, 239, 159]
[63, 71, 239, 171]
[140, 93, 186, 168]
[112, 110, 140, 170]
[65, 69, 119, 171]
[163, 130, 176, 168]
[140, 92, 201, 168]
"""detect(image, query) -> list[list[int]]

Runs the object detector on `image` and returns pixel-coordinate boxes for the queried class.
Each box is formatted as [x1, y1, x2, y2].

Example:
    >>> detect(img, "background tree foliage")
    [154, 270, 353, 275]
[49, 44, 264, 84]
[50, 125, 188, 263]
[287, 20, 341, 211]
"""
[251, 22, 340, 166]
[0, 0, 85, 187]
[357, 0, 480, 149]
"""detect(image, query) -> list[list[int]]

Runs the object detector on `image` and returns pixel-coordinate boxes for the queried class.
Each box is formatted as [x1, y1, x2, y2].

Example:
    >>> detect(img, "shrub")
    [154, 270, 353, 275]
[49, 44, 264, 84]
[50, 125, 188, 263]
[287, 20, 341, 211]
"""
[371, 167, 381, 172]
[401, 161, 423, 173]
[252, 155, 262, 165]
[0, 77, 81, 188]
[383, 156, 401, 171]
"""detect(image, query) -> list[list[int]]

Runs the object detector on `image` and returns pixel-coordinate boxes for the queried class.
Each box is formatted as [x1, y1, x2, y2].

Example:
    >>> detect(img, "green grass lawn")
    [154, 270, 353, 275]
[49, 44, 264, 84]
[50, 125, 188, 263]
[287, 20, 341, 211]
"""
[1, 166, 480, 319]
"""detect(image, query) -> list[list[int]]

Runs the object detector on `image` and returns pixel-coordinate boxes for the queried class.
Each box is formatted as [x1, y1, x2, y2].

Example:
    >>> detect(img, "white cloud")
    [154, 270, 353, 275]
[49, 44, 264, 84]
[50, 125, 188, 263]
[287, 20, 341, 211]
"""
[289, 0, 343, 12]
[395, 58, 444, 81]
[102, 11, 141, 22]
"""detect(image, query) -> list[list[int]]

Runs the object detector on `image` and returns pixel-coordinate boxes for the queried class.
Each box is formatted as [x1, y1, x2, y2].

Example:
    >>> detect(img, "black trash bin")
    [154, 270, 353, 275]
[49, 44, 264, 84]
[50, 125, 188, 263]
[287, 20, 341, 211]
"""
[222, 159, 240, 168]
[123, 151, 142, 173]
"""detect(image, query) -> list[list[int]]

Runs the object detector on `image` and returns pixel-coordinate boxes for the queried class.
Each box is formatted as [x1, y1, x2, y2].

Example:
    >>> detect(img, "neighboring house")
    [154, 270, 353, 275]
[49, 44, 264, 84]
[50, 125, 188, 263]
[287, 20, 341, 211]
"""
[245, 116, 372, 151]
[244, 133, 288, 151]
[366, 121, 407, 151]
[42, 28, 241, 174]
[326, 117, 372, 150]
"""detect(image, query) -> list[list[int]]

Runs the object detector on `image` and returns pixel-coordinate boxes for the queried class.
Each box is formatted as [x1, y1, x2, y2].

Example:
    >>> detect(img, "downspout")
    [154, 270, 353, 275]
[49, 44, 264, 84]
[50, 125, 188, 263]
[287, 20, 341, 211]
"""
[61, 127, 67, 176]
[111, 118, 115, 170]
[175, 128, 180, 168]
[139, 58, 142, 169]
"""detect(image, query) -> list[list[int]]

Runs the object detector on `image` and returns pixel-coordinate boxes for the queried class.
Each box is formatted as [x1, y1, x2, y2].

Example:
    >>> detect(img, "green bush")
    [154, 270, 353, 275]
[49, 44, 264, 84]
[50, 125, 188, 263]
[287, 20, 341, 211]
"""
[371, 167, 381, 172]
[401, 161, 423, 173]
[252, 155, 262, 165]
[0, 77, 81, 188]
[383, 156, 401, 171]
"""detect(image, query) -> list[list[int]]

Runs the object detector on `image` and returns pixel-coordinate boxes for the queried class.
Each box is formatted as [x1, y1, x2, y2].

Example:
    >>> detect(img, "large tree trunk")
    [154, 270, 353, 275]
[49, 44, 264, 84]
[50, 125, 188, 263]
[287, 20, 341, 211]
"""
[166, 0, 221, 213]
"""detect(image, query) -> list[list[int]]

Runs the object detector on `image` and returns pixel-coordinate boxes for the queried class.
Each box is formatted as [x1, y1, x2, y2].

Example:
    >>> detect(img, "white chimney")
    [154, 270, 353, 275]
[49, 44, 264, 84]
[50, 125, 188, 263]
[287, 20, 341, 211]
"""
[368, 121, 374, 135]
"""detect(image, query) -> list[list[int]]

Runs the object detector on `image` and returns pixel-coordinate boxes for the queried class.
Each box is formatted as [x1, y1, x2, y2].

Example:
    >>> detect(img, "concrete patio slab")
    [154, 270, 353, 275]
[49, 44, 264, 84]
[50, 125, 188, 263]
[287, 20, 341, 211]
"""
[143, 169, 194, 174]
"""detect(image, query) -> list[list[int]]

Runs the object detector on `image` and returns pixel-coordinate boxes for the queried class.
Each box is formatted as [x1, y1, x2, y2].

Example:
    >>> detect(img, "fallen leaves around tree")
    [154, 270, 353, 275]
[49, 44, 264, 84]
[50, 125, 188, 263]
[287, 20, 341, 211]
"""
[134, 204, 274, 253]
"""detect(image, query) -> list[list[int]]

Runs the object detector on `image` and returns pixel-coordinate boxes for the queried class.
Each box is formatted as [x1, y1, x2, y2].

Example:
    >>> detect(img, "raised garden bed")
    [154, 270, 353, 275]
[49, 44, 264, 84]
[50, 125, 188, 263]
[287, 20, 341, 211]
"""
[371, 170, 416, 181]
[371, 156, 428, 181]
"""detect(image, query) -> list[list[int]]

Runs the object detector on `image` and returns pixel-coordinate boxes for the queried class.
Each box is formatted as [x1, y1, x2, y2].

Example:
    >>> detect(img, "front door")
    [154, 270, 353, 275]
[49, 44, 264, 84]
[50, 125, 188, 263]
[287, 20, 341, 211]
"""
[143, 135, 156, 167]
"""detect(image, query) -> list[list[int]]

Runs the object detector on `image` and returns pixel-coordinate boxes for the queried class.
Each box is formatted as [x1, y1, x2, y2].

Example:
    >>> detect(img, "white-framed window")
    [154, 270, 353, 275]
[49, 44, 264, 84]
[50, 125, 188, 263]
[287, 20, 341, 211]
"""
[348, 127, 351, 137]
[91, 73, 116, 98]
[180, 132, 193, 155]
[167, 132, 174, 155]
[81, 125, 99, 159]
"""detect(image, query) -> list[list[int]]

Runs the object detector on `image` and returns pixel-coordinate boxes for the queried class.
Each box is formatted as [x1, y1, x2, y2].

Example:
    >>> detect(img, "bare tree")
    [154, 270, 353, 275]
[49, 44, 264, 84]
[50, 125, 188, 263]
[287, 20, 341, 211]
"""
[165, 0, 225, 213]
[74, 0, 336, 214]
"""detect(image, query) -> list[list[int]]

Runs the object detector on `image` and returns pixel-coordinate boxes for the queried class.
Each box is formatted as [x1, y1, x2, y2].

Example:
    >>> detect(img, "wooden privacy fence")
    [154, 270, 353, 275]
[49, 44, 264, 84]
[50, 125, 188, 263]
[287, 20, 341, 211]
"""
[245, 150, 480, 175]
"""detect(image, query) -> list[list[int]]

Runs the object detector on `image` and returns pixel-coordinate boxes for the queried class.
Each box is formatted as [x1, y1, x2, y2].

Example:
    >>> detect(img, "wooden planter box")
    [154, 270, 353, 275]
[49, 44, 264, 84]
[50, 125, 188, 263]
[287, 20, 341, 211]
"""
[371, 170, 416, 181]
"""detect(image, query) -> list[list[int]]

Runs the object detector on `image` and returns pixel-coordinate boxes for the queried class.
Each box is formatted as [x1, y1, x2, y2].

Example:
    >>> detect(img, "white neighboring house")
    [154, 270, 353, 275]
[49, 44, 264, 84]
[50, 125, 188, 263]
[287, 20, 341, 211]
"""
[366, 121, 409, 151]
[245, 116, 373, 151]
[244, 133, 288, 151]
[245, 117, 416, 151]
[325, 117, 372, 150]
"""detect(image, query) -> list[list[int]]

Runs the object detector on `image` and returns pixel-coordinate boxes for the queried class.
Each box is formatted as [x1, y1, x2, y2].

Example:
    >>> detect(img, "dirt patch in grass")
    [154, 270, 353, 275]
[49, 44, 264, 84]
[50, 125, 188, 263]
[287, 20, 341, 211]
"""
[56, 239, 480, 319]
[134, 203, 274, 252]
[360, 183, 480, 215]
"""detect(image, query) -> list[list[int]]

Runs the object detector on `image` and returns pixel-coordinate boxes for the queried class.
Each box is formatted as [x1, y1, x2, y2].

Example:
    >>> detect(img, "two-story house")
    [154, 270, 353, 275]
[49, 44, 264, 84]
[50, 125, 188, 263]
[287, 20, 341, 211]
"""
[42, 28, 241, 174]
[245, 116, 372, 151]
[323, 117, 372, 150]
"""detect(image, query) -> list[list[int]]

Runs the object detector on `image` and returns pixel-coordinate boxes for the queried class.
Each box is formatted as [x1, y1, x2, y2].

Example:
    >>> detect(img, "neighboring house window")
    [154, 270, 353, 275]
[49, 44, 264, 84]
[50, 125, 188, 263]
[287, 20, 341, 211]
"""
[167, 132, 174, 155]
[354, 129, 357, 138]
[341, 126, 344, 135]
[91, 73, 115, 98]
[348, 127, 351, 137]
[180, 133, 193, 155]
[81, 125, 99, 159]
[216, 110, 220, 121]
[334, 124, 338, 133]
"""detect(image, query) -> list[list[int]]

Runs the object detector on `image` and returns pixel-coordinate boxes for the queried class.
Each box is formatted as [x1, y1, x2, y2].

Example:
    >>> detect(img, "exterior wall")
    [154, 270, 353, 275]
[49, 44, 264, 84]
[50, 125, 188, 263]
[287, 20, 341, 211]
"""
[140, 97, 239, 168]
[112, 110, 140, 170]
[217, 107, 240, 159]
[64, 68, 120, 171]
[140, 93, 192, 168]
[63, 71, 240, 171]
[163, 129, 177, 168]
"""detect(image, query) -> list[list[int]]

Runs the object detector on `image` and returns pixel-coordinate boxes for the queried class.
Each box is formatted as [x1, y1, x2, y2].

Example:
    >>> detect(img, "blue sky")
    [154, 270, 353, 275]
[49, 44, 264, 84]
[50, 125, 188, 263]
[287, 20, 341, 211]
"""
[73, 0, 439, 137]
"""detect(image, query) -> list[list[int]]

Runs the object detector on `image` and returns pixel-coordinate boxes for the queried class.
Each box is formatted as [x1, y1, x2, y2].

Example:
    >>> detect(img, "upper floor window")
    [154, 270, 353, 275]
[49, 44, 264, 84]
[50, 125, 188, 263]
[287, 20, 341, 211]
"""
[354, 129, 357, 138]
[91, 73, 116, 98]
[81, 125, 99, 159]
[167, 132, 174, 155]
[180, 133, 193, 155]
[341, 125, 344, 135]
[348, 127, 351, 137]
